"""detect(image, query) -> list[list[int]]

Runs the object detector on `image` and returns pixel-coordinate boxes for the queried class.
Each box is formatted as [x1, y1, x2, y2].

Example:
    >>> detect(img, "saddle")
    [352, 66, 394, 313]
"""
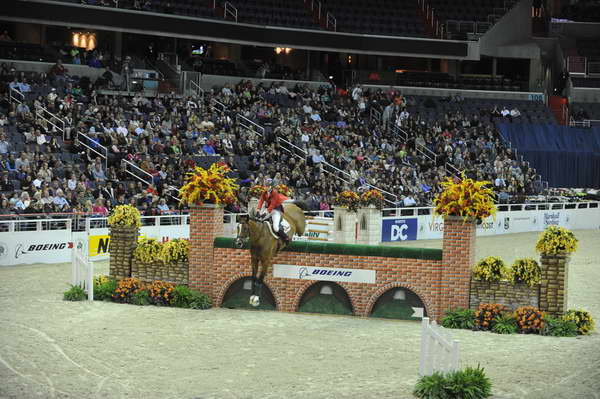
[263, 218, 291, 240]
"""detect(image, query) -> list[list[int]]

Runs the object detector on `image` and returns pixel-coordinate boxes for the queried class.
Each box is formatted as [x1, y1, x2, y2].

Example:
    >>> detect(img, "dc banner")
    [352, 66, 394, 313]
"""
[381, 218, 418, 242]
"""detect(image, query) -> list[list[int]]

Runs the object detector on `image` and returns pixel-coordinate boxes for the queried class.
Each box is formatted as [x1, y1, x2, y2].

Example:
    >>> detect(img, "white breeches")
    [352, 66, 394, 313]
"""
[271, 209, 282, 232]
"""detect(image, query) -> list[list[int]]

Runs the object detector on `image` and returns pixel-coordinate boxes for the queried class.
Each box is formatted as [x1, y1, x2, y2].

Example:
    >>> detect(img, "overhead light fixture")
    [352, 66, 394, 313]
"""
[71, 31, 97, 51]
[274, 47, 292, 54]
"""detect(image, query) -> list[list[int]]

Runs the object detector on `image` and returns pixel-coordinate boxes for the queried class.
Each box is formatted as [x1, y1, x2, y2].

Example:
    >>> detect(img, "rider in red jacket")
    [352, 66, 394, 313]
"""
[257, 179, 290, 242]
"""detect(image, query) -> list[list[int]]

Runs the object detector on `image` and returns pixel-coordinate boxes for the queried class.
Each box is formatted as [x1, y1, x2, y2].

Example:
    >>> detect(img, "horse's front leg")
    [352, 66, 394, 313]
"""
[249, 256, 260, 307]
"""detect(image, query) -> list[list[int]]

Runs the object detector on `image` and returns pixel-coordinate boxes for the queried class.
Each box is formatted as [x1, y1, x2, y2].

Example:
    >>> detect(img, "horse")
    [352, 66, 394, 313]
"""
[235, 202, 307, 307]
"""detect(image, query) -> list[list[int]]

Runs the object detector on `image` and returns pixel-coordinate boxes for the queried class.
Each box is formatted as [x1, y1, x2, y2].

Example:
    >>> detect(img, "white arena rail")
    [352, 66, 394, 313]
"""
[419, 317, 459, 376]
[71, 240, 93, 301]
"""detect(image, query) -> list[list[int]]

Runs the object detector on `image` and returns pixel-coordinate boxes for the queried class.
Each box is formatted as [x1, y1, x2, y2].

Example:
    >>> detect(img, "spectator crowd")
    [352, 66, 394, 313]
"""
[0, 59, 542, 220]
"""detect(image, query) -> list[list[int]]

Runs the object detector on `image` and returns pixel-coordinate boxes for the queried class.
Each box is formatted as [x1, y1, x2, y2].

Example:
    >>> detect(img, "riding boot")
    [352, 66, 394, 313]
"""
[277, 229, 290, 244]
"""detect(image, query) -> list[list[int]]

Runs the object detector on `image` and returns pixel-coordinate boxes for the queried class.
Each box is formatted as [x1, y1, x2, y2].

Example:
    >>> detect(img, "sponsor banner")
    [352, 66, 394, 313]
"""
[381, 218, 418, 242]
[0, 231, 73, 266]
[273, 264, 376, 284]
[297, 218, 334, 241]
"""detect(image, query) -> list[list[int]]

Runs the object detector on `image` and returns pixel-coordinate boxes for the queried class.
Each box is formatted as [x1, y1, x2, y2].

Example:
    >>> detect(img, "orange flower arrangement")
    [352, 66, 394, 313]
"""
[434, 173, 496, 221]
[147, 280, 175, 306]
[515, 306, 545, 334]
[249, 185, 267, 199]
[112, 278, 143, 303]
[474, 303, 505, 331]
[334, 190, 361, 212]
[179, 163, 238, 206]
[274, 184, 294, 197]
[360, 189, 385, 210]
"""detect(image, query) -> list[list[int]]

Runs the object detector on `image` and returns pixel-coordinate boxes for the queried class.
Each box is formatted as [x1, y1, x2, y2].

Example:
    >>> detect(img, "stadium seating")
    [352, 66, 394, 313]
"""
[234, 0, 318, 29]
[320, 0, 426, 36]
[558, 0, 600, 22]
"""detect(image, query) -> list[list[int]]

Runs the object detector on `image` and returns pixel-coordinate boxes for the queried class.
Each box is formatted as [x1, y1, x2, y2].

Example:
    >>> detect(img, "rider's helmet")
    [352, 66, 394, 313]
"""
[265, 178, 274, 189]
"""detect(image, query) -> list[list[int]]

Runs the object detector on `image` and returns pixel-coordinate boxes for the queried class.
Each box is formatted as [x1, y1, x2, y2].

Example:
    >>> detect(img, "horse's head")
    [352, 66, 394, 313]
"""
[235, 215, 250, 248]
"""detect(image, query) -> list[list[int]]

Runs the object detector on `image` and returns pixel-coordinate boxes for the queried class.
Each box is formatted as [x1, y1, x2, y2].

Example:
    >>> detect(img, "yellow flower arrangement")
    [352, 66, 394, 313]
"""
[179, 164, 239, 206]
[94, 275, 111, 286]
[274, 184, 293, 197]
[160, 239, 190, 264]
[133, 238, 163, 264]
[334, 190, 361, 212]
[360, 189, 385, 210]
[535, 226, 578, 255]
[472, 256, 509, 282]
[433, 174, 496, 221]
[107, 204, 141, 228]
[249, 185, 267, 199]
[509, 258, 541, 287]
[562, 309, 595, 335]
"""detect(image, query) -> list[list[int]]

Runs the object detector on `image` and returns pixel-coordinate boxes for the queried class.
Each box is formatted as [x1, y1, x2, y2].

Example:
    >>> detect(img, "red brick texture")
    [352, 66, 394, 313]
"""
[189, 206, 476, 322]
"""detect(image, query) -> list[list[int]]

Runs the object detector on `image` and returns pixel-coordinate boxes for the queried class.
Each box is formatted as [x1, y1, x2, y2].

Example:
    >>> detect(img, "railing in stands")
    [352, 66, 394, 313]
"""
[78, 131, 109, 171]
[36, 106, 66, 140]
[224, 1, 238, 22]
[189, 79, 204, 103]
[236, 114, 265, 137]
[326, 12, 337, 31]
[370, 107, 382, 125]
[306, 0, 323, 19]
[9, 87, 24, 104]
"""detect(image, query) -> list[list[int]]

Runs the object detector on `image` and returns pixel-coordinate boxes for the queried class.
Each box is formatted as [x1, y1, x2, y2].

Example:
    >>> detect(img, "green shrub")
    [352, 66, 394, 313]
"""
[442, 308, 476, 329]
[492, 313, 517, 334]
[541, 316, 578, 337]
[64, 285, 87, 301]
[413, 372, 448, 399]
[472, 256, 509, 282]
[131, 289, 151, 306]
[94, 278, 117, 301]
[172, 285, 194, 308]
[509, 258, 541, 287]
[562, 309, 595, 335]
[414, 365, 492, 399]
[445, 365, 493, 399]
[189, 291, 212, 310]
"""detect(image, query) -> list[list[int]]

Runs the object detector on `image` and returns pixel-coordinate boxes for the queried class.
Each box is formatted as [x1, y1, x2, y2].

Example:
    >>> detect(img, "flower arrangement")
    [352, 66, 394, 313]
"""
[147, 280, 175, 306]
[433, 174, 496, 221]
[472, 256, 509, 283]
[474, 303, 505, 331]
[562, 309, 595, 335]
[360, 189, 385, 210]
[160, 239, 190, 263]
[94, 274, 111, 286]
[249, 185, 267, 199]
[274, 184, 294, 197]
[515, 306, 545, 334]
[333, 190, 361, 212]
[535, 226, 578, 255]
[179, 163, 239, 206]
[133, 238, 163, 264]
[509, 258, 541, 287]
[112, 278, 143, 303]
[107, 204, 141, 228]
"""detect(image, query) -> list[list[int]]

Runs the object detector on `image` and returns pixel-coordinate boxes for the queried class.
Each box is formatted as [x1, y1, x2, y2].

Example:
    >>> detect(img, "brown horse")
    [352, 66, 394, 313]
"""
[235, 202, 307, 307]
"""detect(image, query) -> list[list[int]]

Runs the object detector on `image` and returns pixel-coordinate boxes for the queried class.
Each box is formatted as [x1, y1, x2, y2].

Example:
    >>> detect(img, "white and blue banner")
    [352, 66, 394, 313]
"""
[381, 218, 418, 242]
[273, 264, 376, 284]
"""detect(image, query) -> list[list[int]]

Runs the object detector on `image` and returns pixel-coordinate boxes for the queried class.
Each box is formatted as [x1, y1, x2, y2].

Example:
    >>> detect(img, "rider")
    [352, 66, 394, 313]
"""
[257, 179, 290, 243]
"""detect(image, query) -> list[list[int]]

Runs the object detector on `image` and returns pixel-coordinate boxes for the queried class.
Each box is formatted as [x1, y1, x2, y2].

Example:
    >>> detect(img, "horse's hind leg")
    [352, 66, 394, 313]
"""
[249, 256, 260, 307]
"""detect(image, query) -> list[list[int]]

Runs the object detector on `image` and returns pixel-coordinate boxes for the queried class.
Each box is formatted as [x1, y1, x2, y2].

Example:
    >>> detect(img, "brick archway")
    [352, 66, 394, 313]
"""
[216, 273, 281, 310]
[364, 282, 435, 319]
[293, 280, 358, 314]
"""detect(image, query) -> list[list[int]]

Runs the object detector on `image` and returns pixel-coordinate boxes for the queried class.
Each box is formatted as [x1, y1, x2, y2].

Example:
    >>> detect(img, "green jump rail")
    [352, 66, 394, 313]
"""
[214, 237, 443, 261]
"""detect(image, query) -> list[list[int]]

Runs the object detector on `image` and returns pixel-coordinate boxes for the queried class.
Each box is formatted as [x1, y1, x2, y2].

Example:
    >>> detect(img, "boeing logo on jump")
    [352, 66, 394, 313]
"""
[298, 267, 352, 279]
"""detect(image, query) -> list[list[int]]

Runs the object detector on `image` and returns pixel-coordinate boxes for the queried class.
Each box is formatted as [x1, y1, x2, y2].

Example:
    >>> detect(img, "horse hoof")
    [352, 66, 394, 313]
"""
[249, 295, 260, 307]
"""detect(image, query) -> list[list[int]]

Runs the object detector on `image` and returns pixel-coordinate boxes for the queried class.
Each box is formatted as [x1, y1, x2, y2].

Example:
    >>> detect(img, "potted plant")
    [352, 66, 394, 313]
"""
[360, 189, 385, 210]
[108, 204, 142, 279]
[179, 163, 239, 207]
[333, 190, 361, 212]
[433, 174, 496, 222]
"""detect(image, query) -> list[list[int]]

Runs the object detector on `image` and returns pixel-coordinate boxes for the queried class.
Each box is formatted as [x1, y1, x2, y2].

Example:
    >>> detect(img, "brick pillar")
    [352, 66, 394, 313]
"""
[539, 254, 569, 317]
[189, 204, 224, 302]
[439, 216, 476, 321]
[109, 226, 138, 280]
